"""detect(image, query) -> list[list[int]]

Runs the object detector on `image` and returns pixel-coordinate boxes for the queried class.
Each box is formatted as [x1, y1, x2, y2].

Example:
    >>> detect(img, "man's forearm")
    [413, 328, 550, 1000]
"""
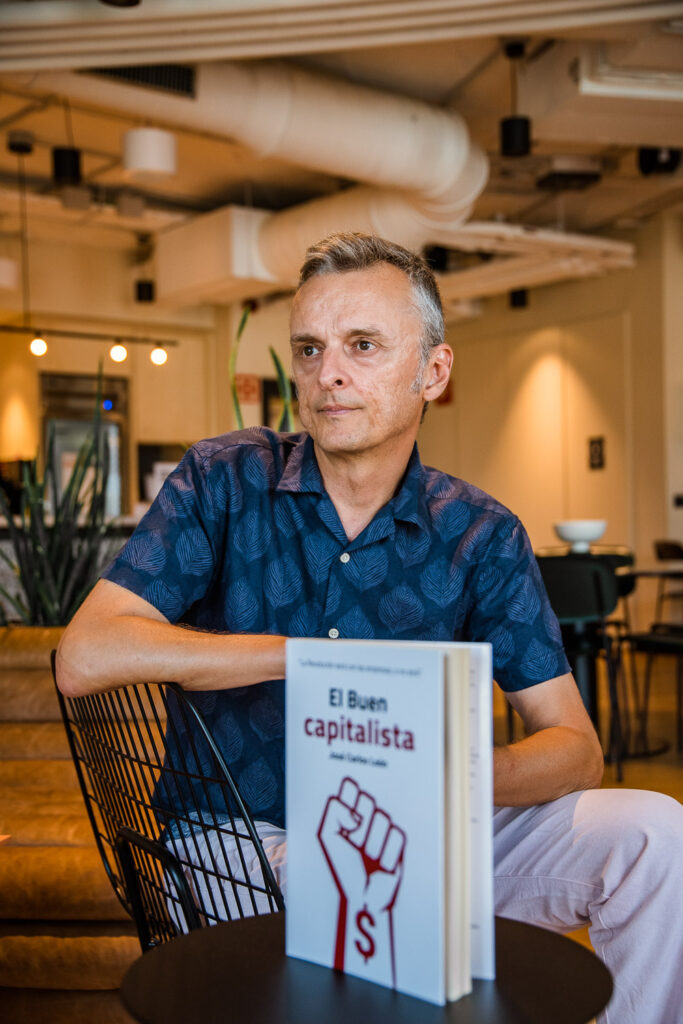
[57, 614, 286, 698]
[493, 726, 604, 806]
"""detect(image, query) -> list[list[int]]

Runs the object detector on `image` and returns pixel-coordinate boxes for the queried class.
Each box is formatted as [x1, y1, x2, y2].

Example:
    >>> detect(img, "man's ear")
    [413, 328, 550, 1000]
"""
[422, 344, 453, 401]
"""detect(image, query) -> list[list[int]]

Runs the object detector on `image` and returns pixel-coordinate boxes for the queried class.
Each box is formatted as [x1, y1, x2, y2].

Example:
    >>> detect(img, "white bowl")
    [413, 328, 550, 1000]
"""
[553, 519, 607, 553]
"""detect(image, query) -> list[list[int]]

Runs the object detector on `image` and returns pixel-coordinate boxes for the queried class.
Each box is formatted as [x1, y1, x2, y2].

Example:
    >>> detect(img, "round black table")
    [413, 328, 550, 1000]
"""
[120, 914, 612, 1024]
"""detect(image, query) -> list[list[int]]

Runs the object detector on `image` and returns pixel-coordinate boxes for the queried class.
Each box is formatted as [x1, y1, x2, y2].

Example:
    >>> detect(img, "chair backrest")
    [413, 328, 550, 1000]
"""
[654, 539, 683, 561]
[535, 555, 620, 624]
[51, 653, 284, 951]
[590, 550, 636, 599]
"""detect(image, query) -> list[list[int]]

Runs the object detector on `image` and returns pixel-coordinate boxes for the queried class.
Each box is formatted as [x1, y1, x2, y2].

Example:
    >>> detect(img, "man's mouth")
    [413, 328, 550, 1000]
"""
[317, 404, 358, 414]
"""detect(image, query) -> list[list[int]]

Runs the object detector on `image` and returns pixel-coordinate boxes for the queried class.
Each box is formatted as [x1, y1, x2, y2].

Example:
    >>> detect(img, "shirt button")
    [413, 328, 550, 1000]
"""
[340, 552, 351, 564]
[328, 628, 339, 639]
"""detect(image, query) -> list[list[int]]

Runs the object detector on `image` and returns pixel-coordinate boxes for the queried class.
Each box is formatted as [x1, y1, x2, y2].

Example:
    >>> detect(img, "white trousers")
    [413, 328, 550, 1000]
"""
[173, 789, 683, 1024]
[493, 788, 683, 1024]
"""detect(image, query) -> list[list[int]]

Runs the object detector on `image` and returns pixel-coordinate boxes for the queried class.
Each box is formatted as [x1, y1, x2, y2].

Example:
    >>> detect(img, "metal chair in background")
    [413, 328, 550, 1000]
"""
[535, 556, 624, 781]
[51, 653, 284, 952]
[619, 622, 683, 755]
[653, 539, 683, 622]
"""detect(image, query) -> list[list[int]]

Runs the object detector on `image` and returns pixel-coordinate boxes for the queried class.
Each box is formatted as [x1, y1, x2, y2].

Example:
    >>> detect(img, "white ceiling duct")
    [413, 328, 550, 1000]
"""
[519, 41, 683, 148]
[9, 63, 489, 292]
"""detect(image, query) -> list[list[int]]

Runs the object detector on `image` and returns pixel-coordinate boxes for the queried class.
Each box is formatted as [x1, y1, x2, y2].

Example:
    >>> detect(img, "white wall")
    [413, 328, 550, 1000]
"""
[662, 214, 683, 540]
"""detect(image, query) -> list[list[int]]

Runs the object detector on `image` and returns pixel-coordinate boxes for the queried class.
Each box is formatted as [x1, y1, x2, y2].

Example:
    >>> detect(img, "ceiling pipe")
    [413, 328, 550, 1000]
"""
[6, 63, 489, 282]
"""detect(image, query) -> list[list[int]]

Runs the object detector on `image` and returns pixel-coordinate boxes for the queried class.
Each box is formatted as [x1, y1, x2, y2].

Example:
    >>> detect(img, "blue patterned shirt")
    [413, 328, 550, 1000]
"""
[103, 428, 569, 828]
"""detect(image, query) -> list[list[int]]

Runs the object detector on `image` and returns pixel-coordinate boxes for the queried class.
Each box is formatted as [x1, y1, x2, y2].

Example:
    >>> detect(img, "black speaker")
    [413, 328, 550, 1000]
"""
[52, 147, 82, 187]
[500, 116, 531, 158]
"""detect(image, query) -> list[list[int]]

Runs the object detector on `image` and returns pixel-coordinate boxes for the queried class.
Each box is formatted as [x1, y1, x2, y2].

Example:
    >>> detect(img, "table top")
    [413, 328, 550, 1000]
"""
[121, 913, 612, 1024]
[615, 562, 683, 579]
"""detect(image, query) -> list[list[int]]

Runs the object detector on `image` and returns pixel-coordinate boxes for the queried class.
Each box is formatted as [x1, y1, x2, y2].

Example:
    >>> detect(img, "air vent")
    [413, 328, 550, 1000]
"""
[84, 64, 196, 98]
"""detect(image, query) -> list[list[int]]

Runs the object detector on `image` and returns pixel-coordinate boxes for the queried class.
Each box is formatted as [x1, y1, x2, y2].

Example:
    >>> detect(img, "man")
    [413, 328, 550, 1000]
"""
[58, 233, 682, 1024]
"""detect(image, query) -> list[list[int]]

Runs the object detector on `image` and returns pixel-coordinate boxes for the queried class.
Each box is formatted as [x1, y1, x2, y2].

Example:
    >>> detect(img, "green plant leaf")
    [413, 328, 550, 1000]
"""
[269, 346, 295, 432]
[228, 306, 251, 431]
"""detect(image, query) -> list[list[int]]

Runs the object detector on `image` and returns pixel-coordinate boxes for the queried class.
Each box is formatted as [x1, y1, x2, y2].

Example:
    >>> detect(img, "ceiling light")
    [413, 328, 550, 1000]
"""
[123, 128, 177, 178]
[109, 343, 128, 363]
[150, 346, 167, 366]
[30, 335, 47, 357]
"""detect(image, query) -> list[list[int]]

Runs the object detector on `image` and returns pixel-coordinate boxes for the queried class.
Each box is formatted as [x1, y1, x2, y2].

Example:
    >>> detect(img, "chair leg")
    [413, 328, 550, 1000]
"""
[506, 701, 515, 743]
[677, 656, 683, 755]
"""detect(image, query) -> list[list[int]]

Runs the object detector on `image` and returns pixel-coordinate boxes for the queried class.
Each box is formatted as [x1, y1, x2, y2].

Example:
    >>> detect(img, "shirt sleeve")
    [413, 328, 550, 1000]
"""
[101, 446, 221, 623]
[465, 513, 571, 691]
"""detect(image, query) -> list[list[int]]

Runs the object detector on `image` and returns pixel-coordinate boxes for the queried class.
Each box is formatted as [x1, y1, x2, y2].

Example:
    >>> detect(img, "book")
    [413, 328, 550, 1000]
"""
[285, 637, 494, 1006]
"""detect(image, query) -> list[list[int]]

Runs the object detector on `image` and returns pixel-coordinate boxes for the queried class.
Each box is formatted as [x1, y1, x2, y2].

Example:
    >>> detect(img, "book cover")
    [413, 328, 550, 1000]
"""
[286, 638, 475, 1005]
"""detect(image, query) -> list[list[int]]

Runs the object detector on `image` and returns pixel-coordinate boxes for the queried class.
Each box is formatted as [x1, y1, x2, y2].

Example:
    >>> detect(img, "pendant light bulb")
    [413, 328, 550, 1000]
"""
[150, 345, 167, 366]
[109, 342, 128, 363]
[30, 335, 47, 357]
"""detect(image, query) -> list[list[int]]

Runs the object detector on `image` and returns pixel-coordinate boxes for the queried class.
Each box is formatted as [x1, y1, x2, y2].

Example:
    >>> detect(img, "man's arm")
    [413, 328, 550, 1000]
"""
[56, 578, 286, 699]
[494, 673, 603, 806]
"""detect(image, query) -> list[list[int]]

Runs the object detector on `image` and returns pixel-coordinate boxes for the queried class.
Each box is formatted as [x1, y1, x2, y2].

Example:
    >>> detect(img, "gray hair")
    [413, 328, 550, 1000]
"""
[297, 232, 444, 365]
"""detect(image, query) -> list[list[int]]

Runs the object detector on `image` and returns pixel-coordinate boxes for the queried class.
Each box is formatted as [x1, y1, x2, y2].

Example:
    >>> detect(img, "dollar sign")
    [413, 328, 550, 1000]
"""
[354, 904, 376, 963]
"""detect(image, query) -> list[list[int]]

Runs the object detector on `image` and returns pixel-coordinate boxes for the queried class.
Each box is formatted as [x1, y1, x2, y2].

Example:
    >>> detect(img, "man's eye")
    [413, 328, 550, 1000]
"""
[301, 344, 318, 358]
[356, 339, 374, 352]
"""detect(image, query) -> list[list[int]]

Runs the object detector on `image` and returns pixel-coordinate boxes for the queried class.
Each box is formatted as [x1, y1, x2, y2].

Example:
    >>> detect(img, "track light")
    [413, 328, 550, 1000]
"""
[109, 343, 128, 363]
[30, 335, 47, 357]
[150, 346, 167, 366]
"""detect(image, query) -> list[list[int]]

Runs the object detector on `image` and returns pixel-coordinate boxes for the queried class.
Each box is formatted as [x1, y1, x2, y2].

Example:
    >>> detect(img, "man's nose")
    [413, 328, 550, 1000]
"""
[317, 348, 347, 389]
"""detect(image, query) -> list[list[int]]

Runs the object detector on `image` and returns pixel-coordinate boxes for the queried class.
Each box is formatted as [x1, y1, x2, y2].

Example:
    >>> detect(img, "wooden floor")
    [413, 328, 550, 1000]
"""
[494, 652, 683, 954]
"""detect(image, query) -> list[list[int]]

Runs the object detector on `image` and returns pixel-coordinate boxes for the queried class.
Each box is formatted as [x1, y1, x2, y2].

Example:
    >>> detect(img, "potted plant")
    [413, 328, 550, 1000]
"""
[0, 376, 116, 627]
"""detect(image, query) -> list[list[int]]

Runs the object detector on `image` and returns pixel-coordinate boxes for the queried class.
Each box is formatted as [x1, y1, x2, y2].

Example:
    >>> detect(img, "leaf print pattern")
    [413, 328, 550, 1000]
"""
[419, 557, 465, 607]
[273, 496, 305, 538]
[343, 546, 389, 591]
[507, 576, 541, 624]
[212, 710, 244, 763]
[474, 564, 504, 604]
[485, 624, 515, 666]
[249, 696, 284, 742]
[225, 577, 259, 631]
[176, 527, 214, 576]
[337, 605, 374, 639]
[264, 554, 303, 609]
[432, 499, 470, 541]
[395, 527, 431, 567]
[121, 531, 167, 574]
[233, 511, 272, 562]
[378, 585, 424, 633]
[303, 530, 339, 584]
[103, 430, 571, 831]
[521, 638, 560, 683]
[238, 757, 279, 815]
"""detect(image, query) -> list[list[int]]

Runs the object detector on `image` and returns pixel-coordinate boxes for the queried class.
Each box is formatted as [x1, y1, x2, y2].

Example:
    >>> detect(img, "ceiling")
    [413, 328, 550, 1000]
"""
[0, 0, 682, 301]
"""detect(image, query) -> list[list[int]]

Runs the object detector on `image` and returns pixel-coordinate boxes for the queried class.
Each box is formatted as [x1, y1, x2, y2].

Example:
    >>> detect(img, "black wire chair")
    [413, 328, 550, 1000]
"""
[51, 652, 284, 952]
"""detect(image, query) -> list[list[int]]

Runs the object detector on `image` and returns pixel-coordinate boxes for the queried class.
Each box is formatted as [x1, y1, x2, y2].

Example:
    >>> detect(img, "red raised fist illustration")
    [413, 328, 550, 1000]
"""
[317, 777, 406, 986]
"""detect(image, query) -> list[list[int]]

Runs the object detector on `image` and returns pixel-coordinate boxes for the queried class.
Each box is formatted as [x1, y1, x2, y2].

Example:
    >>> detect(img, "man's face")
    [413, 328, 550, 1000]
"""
[290, 263, 434, 460]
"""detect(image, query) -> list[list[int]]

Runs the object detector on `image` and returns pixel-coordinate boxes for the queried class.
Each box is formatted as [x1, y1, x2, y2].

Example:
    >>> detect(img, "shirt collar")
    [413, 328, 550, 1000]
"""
[277, 434, 430, 535]
[276, 434, 325, 495]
